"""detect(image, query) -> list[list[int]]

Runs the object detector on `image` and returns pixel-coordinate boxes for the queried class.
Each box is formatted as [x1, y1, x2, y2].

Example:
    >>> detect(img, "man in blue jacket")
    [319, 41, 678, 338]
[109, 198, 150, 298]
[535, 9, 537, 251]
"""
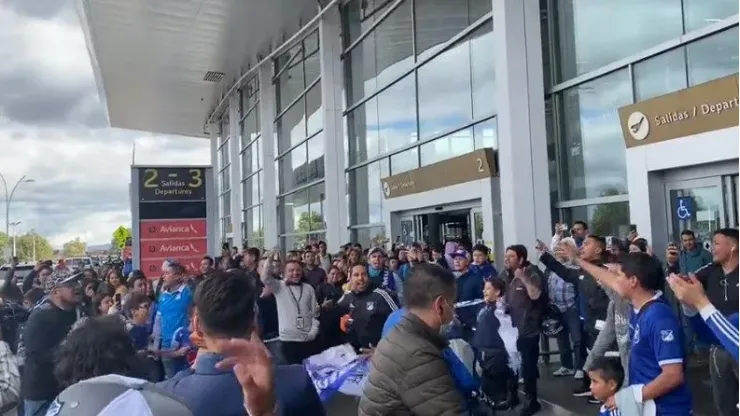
[157, 270, 325, 416]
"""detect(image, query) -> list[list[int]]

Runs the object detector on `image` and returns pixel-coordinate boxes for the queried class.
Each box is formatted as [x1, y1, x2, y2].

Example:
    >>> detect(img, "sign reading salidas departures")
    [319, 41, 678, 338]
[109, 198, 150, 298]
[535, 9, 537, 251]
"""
[132, 166, 214, 276]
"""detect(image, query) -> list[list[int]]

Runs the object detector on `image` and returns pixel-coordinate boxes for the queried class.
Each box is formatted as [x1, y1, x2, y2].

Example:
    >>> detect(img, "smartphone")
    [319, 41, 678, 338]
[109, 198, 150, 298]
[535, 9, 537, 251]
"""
[606, 236, 614, 246]
[629, 224, 637, 233]
[114, 294, 122, 304]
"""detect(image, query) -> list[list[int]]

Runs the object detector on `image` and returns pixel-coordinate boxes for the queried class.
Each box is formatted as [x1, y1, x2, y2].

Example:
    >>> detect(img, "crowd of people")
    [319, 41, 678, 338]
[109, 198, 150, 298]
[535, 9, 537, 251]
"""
[0, 221, 732, 416]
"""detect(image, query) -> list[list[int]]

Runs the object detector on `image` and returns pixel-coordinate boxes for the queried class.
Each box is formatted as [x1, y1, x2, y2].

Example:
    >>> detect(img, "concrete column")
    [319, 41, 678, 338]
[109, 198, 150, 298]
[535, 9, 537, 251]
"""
[319, 4, 350, 252]
[259, 63, 279, 249]
[492, 0, 552, 250]
[208, 123, 222, 254]
[228, 95, 243, 247]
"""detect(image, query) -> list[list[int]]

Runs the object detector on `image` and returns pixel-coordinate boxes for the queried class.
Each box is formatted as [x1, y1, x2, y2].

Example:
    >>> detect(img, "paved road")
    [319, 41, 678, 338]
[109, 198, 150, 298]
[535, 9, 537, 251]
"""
[325, 393, 580, 416]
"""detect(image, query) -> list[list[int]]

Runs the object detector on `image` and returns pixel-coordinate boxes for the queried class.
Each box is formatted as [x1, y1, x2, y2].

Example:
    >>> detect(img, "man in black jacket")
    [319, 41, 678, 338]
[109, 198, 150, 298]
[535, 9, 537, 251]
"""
[338, 264, 399, 353]
[536, 235, 610, 397]
[22, 271, 83, 416]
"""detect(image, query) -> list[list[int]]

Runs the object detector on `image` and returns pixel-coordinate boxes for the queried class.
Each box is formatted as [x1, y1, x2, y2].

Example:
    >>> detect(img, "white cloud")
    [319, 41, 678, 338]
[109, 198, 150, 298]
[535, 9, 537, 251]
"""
[0, 2, 210, 248]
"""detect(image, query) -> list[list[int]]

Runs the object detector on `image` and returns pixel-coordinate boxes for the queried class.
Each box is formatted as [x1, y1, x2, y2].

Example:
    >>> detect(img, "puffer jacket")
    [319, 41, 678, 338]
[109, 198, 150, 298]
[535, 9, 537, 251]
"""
[359, 313, 467, 416]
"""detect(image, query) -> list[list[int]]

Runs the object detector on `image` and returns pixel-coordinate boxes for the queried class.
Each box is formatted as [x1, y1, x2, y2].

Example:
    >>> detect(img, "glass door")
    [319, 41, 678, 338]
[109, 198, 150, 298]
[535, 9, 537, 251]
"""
[665, 177, 725, 250]
[399, 216, 416, 246]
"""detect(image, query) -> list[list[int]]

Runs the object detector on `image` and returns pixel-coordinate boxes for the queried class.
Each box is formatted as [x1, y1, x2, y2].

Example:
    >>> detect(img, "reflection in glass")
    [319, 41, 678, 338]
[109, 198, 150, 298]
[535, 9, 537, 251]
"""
[251, 172, 261, 207]
[417, 36, 473, 140]
[415, 0, 470, 61]
[278, 143, 307, 194]
[241, 106, 261, 149]
[346, 97, 380, 165]
[420, 128, 474, 166]
[352, 226, 387, 248]
[683, 0, 738, 32]
[279, 190, 309, 234]
[634, 47, 687, 101]
[342, 0, 394, 47]
[304, 51, 321, 87]
[306, 82, 323, 136]
[687, 27, 739, 87]
[669, 185, 723, 245]
[241, 145, 254, 178]
[390, 147, 419, 174]
[221, 191, 231, 217]
[308, 183, 327, 231]
[345, 0, 413, 103]
[307, 133, 325, 182]
[377, 75, 418, 154]
[473, 118, 497, 150]
[470, 24, 495, 118]
[562, 202, 630, 237]
[275, 100, 306, 153]
[558, 69, 631, 200]
[552, 0, 682, 82]
[348, 160, 386, 225]
[277, 59, 304, 112]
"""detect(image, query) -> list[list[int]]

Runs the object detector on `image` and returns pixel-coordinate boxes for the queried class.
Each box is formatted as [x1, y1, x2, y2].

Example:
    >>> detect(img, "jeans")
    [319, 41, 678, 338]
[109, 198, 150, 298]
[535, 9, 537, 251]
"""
[555, 306, 584, 370]
[517, 335, 540, 401]
[710, 345, 739, 416]
[280, 340, 316, 365]
[23, 400, 49, 416]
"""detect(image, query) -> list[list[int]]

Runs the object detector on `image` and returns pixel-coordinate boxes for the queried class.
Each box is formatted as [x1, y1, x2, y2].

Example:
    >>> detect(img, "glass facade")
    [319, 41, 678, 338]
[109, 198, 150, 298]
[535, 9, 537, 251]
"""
[240, 76, 263, 248]
[343, 0, 495, 243]
[217, 118, 232, 238]
[210, 0, 738, 249]
[545, 0, 738, 235]
[274, 30, 326, 250]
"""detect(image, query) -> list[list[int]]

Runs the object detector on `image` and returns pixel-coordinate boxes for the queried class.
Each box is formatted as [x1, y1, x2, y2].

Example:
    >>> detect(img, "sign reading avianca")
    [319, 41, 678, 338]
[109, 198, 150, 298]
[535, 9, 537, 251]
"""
[139, 219, 207, 239]
[140, 236, 208, 257]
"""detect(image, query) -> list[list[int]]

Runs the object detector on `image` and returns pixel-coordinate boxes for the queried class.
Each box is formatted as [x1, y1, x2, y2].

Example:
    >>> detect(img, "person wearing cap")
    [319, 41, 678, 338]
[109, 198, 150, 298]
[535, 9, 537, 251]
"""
[367, 247, 398, 294]
[22, 270, 83, 416]
[451, 249, 483, 304]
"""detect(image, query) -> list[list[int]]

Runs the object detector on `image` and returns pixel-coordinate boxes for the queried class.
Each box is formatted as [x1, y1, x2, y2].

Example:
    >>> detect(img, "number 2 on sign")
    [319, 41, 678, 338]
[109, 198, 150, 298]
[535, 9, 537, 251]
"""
[188, 169, 203, 188]
[143, 168, 158, 188]
[476, 158, 484, 173]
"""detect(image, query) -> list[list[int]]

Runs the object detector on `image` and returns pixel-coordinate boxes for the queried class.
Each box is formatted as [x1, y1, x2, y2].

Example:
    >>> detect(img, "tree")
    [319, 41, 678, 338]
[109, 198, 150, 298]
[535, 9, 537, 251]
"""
[111, 225, 132, 250]
[14, 232, 54, 263]
[297, 212, 324, 234]
[591, 188, 630, 237]
[62, 237, 87, 257]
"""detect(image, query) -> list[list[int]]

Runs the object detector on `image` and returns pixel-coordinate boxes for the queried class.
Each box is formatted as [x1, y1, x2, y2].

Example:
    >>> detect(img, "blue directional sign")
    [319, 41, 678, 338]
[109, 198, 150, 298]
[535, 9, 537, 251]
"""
[675, 196, 694, 221]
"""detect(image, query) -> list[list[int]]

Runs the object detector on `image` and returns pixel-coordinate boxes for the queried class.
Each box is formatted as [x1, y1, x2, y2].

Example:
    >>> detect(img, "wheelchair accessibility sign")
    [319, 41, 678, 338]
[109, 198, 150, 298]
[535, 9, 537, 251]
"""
[675, 196, 694, 220]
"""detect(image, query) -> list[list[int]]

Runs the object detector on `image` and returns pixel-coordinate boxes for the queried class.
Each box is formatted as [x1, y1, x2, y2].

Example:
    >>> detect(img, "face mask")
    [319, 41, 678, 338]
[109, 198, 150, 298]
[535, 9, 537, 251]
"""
[438, 298, 455, 335]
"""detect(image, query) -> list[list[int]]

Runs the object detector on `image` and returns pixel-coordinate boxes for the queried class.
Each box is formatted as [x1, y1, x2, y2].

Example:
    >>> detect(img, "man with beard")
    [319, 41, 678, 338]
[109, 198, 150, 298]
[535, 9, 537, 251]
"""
[23, 271, 84, 416]
[338, 264, 399, 353]
[498, 245, 544, 416]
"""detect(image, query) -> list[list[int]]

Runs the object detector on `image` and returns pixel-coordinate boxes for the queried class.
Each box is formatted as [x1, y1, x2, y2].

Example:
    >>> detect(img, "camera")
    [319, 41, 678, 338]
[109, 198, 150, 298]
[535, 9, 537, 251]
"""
[0, 302, 29, 354]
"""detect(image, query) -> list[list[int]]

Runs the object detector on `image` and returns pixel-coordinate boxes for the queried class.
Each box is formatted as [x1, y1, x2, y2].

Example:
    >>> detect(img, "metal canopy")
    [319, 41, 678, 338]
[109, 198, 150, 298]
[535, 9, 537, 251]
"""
[78, 0, 319, 138]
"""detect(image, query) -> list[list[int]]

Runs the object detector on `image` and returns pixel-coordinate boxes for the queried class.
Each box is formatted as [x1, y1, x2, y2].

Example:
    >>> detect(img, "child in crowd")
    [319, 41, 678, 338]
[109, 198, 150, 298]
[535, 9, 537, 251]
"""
[126, 292, 152, 352]
[92, 294, 113, 316]
[588, 357, 623, 416]
[471, 244, 498, 279]
[471, 278, 520, 410]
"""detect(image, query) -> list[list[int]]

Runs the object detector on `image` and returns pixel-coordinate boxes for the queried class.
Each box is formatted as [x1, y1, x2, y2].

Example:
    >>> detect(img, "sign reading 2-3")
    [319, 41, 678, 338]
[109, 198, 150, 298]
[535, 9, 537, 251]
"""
[138, 167, 207, 202]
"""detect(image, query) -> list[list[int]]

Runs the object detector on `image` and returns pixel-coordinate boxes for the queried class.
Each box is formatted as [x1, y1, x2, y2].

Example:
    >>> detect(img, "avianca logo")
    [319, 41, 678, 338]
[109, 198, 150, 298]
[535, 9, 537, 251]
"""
[159, 224, 198, 234]
[159, 243, 200, 253]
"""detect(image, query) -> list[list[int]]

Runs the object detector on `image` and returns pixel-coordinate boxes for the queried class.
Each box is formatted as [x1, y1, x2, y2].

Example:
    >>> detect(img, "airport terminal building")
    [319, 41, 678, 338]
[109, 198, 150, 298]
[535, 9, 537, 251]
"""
[79, 0, 739, 258]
